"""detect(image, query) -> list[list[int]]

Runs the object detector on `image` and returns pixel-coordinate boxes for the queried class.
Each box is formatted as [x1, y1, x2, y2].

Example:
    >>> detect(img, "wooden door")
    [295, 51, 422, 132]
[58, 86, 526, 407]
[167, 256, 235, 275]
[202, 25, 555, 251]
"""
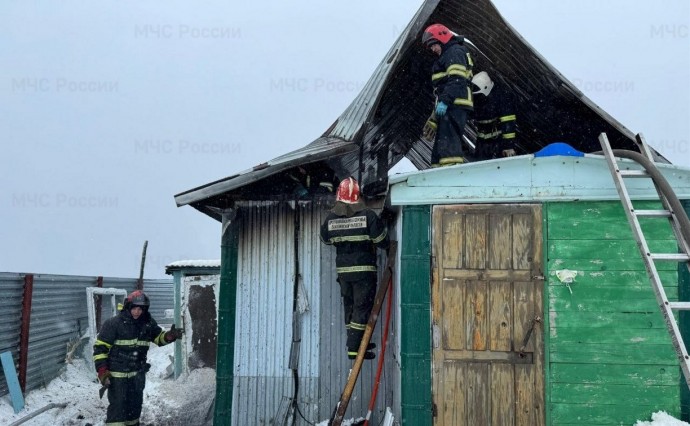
[432, 204, 544, 426]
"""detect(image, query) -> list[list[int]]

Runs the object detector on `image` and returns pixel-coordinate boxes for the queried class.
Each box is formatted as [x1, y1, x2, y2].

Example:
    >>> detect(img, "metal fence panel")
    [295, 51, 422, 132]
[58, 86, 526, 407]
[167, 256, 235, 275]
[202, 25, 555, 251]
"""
[0, 272, 173, 397]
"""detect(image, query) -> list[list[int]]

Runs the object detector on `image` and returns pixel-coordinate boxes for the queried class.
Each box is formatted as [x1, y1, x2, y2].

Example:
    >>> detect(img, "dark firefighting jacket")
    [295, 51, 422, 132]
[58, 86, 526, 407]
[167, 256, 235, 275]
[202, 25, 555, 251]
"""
[431, 36, 474, 110]
[93, 309, 169, 377]
[473, 82, 517, 147]
[320, 206, 389, 277]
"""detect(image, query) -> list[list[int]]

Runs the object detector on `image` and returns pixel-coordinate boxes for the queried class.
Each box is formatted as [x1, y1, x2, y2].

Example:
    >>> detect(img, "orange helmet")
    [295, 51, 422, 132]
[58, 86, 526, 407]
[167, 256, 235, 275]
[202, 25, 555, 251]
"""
[335, 177, 360, 204]
[422, 24, 453, 48]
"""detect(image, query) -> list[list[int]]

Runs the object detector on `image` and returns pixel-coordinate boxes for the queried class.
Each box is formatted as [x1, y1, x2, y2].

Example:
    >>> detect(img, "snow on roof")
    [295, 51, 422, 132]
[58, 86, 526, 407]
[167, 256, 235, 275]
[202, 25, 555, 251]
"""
[165, 259, 220, 269]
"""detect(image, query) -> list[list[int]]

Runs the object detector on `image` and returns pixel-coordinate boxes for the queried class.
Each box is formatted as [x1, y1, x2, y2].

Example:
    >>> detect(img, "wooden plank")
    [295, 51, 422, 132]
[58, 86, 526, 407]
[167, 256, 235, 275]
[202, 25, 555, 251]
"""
[513, 213, 532, 270]
[530, 206, 545, 426]
[549, 343, 677, 365]
[466, 363, 489, 425]
[550, 362, 679, 386]
[547, 257, 679, 271]
[549, 326, 674, 345]
[465, 214, 487, 270]
[489, 214, 512, 270]
[442, 361, 466, 426]
[548, 311, 672, 329]
[548, 284, 678, 303]
[489, 281, 512, 351]
[515, 364, 535, 426]
[549, 292, 677, 312]
[443, 350, 533, 364]
[546, 270, 678, 288]
[466, 281, 488, 351]
[1, 351, 25, 414]
[442, 211, 464, 270]
[490, 363, 515, 426]
[513, 281, 534, 353]
[444, 268, 532, 281]
[550, 382, 678, 405]
[442, 278, 465, 350]
[548, 239, 679, 260]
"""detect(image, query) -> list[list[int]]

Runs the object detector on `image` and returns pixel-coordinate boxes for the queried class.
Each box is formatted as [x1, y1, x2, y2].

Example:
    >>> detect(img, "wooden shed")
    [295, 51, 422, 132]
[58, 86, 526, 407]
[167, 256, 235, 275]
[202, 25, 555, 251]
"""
[171, 0, 690, 424]
[389, 150, 690, 425]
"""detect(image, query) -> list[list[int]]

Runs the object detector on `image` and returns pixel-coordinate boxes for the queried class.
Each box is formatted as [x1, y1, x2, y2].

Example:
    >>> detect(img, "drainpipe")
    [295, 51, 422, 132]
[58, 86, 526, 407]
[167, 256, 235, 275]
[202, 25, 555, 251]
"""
[215, 208, 240, 426]
[19, 274, 34, 393]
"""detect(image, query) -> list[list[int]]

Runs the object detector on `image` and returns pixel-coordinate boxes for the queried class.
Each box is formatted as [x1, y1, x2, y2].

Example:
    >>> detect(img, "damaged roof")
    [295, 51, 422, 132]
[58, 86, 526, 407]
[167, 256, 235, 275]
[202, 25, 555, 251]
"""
[175, 0, 659, 219]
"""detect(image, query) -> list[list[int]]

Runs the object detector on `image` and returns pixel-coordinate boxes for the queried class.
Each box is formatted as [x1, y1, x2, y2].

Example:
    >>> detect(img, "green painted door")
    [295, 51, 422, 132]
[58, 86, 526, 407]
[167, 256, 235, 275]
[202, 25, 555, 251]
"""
[432, 204, 544, 426]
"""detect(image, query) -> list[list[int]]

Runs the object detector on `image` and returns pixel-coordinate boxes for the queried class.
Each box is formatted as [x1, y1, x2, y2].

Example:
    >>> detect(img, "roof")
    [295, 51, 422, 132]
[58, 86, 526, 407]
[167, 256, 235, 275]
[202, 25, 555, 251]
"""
[389, 153, 690, 205]
[175, 0, 664, 220]
[165, 259, 221, 275]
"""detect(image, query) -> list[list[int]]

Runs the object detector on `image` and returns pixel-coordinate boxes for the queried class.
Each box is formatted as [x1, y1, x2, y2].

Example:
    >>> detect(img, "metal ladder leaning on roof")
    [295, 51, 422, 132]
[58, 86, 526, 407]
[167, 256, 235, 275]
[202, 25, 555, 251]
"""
[599, 131, 690, 388]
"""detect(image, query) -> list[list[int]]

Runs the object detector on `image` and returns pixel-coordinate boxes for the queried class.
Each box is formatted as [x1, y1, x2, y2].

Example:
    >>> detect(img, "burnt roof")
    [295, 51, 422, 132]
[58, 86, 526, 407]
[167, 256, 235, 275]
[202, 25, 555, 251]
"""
[175, 0, 659, 220]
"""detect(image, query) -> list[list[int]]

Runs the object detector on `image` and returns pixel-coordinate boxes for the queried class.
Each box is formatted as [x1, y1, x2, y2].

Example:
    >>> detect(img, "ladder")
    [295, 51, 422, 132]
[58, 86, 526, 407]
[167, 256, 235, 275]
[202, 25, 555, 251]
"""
[329, 241, 397, 426]
[598, 132, 690, 388]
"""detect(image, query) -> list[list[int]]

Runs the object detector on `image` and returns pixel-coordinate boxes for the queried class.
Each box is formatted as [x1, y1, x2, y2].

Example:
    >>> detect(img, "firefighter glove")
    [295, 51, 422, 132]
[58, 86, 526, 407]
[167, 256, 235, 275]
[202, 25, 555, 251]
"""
[165, 324, 184, 342]
[97, 367, 111, 387]
[435, 101, 448, 117]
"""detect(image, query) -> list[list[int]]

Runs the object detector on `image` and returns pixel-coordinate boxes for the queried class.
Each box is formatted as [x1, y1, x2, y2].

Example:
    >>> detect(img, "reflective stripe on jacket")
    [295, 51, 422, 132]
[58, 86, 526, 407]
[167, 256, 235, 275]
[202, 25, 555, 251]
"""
[431, 37, 474, 110]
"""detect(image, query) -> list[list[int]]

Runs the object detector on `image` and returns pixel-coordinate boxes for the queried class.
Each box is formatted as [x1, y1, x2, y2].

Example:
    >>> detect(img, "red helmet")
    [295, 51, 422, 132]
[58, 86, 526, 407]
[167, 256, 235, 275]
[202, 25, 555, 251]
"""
[124, 290, 150, 310]
[422, 23, 453, 48]
[335, 177, 360, 204]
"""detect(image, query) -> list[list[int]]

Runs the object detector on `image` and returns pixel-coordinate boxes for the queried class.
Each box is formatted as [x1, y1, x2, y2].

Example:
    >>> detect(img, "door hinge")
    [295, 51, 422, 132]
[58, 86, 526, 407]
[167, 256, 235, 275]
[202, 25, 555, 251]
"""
[432, 402, 438, 418]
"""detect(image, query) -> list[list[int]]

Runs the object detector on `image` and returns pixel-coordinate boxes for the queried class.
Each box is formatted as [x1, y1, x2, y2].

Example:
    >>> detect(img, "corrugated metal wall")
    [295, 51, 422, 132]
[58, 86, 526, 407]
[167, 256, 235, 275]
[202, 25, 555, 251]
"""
[232, 201, 396, 425]
[0, 273, 173, 397]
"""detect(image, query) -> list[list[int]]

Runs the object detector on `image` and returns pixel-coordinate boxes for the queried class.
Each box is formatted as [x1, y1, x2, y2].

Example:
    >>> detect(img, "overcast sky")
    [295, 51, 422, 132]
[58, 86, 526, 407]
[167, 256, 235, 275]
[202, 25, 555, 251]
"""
[1, 1, 688, 279]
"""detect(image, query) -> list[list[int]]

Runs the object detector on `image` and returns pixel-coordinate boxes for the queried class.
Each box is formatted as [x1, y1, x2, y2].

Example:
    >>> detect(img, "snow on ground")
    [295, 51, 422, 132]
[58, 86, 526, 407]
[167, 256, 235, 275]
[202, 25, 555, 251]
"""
[1, 344, 687, 426]
[0, 343, 215, 425]
[635, 411, 690, 426]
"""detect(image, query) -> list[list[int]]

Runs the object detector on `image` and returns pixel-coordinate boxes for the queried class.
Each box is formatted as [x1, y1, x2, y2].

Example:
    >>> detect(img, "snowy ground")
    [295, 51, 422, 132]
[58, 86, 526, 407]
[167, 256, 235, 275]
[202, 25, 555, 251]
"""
[1, 344, 687, 425]
[0, 344, 215, 426]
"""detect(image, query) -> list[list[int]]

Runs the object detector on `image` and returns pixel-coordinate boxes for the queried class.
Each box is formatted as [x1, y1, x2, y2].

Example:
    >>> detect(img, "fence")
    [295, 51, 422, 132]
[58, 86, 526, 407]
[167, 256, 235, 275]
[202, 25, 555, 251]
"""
[0, 272, 173, 397]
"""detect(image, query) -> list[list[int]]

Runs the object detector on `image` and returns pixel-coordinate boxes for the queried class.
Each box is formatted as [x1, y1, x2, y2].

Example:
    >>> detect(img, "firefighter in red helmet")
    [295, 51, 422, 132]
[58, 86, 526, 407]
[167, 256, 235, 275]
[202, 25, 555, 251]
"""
[93, 290, 184, 425]
[320, 178, 389, 360]
[422, 23, 474, 167]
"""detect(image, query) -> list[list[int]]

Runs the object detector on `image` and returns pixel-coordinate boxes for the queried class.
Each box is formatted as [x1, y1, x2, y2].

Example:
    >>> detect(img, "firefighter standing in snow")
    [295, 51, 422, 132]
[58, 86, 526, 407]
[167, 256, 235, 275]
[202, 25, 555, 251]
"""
[423, 23, 474, 167]
[93, 290, 183, 425]
[470, 71, 518, 160]
[320, 178, 389, 360]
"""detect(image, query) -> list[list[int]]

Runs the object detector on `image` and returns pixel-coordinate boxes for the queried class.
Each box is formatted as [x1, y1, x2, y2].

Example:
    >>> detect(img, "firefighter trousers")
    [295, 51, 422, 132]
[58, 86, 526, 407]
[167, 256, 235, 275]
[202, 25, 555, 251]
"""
[106, 372, 146, 426]
[432, 106, 469, 166]
[338, 273, 377, 352]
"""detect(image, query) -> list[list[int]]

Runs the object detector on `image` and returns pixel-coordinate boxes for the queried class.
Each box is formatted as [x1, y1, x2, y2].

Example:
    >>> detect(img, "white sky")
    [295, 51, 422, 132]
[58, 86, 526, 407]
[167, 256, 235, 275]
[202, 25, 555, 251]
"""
[1, 0, 688, 278]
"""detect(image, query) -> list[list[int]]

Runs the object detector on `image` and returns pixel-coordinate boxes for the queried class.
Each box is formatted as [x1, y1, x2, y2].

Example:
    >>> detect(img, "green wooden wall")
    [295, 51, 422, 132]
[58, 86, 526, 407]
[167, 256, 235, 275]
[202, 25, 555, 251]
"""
[546, 200, 681, 425]
[400, 205, 433, 425]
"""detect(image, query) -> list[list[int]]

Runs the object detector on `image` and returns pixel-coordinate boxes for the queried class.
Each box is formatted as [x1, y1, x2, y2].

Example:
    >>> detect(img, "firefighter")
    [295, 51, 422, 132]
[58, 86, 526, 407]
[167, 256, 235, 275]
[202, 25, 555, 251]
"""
[93, 290, 183, 425]
[422, 23, 474, 167]
[320, 177, 389, 360]
[470, 71, 517, 160]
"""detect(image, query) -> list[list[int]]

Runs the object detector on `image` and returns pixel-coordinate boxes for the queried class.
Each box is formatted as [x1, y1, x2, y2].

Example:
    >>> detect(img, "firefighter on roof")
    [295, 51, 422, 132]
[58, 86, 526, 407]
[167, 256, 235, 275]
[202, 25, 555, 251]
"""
[422, 23, 474, 167]
[320, 177, 389, 360]
[470, 71, 518, 160]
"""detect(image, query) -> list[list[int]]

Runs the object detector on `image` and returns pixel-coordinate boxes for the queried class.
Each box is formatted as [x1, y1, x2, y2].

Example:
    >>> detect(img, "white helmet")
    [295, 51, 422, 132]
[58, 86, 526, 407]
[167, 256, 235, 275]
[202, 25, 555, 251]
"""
[471, 71, 494, 96]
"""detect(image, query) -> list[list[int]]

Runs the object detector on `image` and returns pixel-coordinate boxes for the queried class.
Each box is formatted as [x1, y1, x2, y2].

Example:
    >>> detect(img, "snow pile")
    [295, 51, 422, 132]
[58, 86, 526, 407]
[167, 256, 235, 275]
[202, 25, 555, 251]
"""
[0, 343, 215, 426]
[635, 411, 690, 426]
